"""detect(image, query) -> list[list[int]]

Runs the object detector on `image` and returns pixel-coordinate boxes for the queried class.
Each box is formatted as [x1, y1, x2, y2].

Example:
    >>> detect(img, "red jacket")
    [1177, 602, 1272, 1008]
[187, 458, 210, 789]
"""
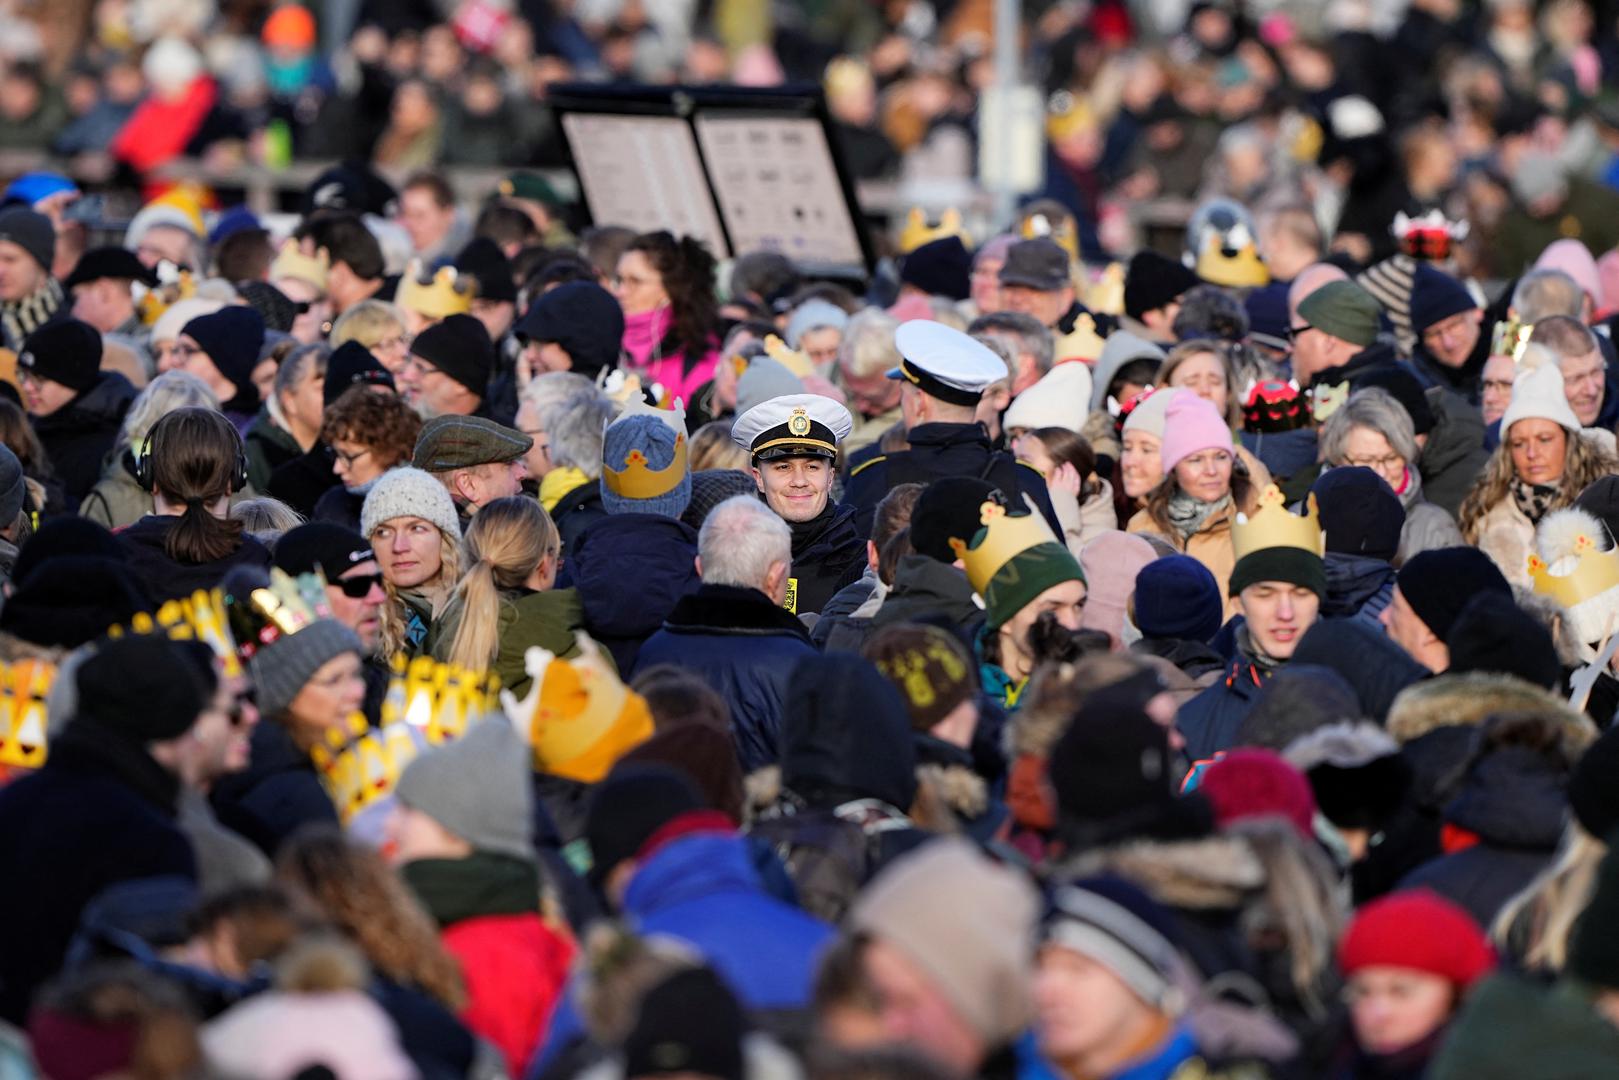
[441, 912, 573, 1076]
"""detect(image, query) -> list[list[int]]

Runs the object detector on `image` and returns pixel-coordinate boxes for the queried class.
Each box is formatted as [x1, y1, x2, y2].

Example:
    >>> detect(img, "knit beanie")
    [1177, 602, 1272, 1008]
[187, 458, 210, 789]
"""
[1133, 554, 1222, 643]
[1407, 264, 1477, 335]
[395, 717, 533, 859]
[18, 319, 103, 395]
[910, 477, 998, 564]
[900, 236, 972, 301]
[0, 442, 24, 532]
[1338, 890, 1496, 990]
[848, 838, 1039, 1046]
[1569, 725, 1619, 841]
[623, 967, 746, 1080]
[182, 306, 265, 402]
[324, 340, 395, 408]
[1078, 531, 1156, 645]
[1003, 361, 1094, 434]
[601, 413, 692, 519]
[1296, 280, 1380, 347]
[1124, 250, 1200, 322]
[1500, 362, 1581, 436]
[1120, 387, 1182, 440]
[1197, 749, 1316, 839]
[11, 516, 121, 587]
[514, 282, 626, 381]
[361, 467, 462, 541]
[76, 636, 212, 743]
[0, 556, 151, 649]
[734, 357, 804, 418]
[1570, 839, 1619, 991]
[863, 623, 977, 733]
[981, 534, 1086, 631]
[583, 762, 705, 886]
[1158, 393, 1232, 477]
[1445, 591, 1561, 690]
[785, 298, 850, 349]
[1048, 697, 1178, 841]
[1311, 467, 1405, 563]
[1043, 876, 1188, 1014]
[411, 314, 494, 397]
[1395, 547, 1511, 641]
[618, 723, 746, 824]
[1228, 545, 1327, 601]
[249, 618, 362, 721]
[0, 206, 54, 271]
[453, 237, 516, 304]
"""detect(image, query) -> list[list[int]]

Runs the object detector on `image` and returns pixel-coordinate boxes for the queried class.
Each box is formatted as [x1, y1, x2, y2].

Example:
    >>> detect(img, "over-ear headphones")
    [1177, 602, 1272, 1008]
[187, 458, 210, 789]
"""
[136, 410, 251, 496]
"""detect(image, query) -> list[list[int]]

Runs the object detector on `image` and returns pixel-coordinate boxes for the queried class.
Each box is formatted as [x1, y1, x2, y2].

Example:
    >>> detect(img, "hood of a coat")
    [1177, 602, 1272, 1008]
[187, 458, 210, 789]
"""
[571, 514, 699, 639]
[1387, 672, 1591, 744]
[32, 370, 136, 433]
[780, 653, 918, 811]
[621, 831, 760, 915]
[1321, 553, 1395, 619]
[1444, 745, 1572, 850]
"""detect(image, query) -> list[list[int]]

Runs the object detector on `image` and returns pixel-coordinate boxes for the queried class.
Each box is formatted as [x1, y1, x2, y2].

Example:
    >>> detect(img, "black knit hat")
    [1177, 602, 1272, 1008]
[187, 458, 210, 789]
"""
[63, 245, 159, 290]
[623, 966, 746, 1080]
[182, 306, 265, 403]
[1350, 367, 1435, 434]
[0, 556, 150, 649]
[1311, 466, 1405, 563]
[514, 282, 626, 380]
[1124, 250, 1200, 321]
[237, 280, 298, 334]
[76, 636, 212, 743]
[11, 516, 122, 588]
[1568, 835, 1619, 990]
[1408, 264, 1477, 335]
[1445, 591, 1561, 689]
[18, 318, 103, 395]
[910, 477, 998, 564]
[454, 236, 517, 303]
[410, 313, 494, 397]
[0, 206, 53, 271]
[324, 340, 394, 408]
[1048, 695, 1183, 847]
[584, 762, 705, 887]
[1396, 547, 1512, 640]
[1570, 725, 1619, 840]
[900, 236, 972, 301]
[1228, 546, 1327, 599]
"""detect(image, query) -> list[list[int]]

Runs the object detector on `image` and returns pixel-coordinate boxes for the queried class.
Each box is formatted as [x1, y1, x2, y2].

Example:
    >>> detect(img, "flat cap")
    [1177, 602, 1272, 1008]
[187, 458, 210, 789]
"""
[412, 415, 532, 473]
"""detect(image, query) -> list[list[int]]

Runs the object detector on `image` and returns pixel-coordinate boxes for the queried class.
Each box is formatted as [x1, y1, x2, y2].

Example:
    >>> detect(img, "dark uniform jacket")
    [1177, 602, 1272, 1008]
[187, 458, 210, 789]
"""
[783, 501, 866, 617]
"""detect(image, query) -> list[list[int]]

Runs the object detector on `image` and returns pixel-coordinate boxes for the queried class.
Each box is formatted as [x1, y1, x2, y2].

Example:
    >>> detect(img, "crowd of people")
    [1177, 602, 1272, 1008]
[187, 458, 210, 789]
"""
[10, 1, 1619, 1079]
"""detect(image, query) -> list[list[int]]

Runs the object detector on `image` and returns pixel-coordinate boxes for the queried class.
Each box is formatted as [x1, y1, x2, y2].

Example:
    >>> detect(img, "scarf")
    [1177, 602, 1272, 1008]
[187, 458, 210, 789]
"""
[1236, 623, 1285, 676]
[344, 475, 381, 498]
[538, 466, 590, 512]
[1165, 491, 1231, 542]
[400, 853, 541, 929]
[1, 278, 63, 349]
[1511, 477, 1561, 525]
[621, 305, 673, 370]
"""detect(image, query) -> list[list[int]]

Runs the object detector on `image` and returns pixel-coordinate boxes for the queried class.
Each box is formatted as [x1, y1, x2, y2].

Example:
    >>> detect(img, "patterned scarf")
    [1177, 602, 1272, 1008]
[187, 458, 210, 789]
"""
[1511, 477, 1560, 524]
[1165, 490, 1232, 542]
[1, 278, 63, 350]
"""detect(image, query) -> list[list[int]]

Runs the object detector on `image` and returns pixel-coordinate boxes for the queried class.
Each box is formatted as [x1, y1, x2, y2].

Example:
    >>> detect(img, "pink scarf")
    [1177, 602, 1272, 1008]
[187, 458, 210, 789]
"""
[621, 306, 719, 406]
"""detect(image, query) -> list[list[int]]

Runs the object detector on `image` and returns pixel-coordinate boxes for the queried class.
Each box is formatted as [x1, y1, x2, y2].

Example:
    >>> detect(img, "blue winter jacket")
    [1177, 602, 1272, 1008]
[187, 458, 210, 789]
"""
[1176, 655, 1268, 768]
[531, 832, 832, 1075]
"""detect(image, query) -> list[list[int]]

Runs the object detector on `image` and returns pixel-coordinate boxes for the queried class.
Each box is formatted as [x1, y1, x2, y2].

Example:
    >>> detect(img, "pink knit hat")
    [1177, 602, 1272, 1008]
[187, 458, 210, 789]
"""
[1158, 393, 1233, 477]
[1078, 531, 1158, 646]
[1535, 238, 1604, 311]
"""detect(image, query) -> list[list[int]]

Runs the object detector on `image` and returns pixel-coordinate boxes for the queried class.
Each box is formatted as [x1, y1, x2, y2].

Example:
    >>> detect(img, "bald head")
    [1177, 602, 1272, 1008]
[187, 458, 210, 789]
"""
[1288, 263, 1350, 324]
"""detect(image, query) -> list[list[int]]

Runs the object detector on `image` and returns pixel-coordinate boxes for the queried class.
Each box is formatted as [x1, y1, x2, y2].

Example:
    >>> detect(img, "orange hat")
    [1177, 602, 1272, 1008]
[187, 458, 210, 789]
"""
[263, 5, 318, 51]
[502, 636, 654, 783]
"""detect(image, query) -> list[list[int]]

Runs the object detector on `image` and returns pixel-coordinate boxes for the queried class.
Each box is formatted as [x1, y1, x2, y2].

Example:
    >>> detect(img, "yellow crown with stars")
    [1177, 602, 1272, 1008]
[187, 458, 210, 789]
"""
[949, 496, 1063, 596]
[1232, 485, 1325, 562]
[899, 208, 971, 254]
[395, 261, 475, 319]
[270, 238, 330, 292]
[1528, 531, 1619, 611]
[1084, 261, 1126, 317]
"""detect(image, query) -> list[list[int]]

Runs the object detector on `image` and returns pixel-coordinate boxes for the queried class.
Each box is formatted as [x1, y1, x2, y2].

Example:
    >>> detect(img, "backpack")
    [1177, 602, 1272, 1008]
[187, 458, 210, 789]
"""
[749, 798, 915, 923]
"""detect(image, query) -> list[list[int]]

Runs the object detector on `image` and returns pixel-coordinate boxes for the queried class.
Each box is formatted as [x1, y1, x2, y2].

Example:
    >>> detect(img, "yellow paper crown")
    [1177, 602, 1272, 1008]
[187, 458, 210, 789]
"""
[1053, 311, 1106, 363]
[110, 585, 243, 678]
[1084, 261, 1126, 317]
[270, 238, 330, 291]
[763, 334, 815, 378]
[0, 658, 55, 776]
[602, 434, 688, 500]
[501, 638, 654, 783]
[1529, 535, 1619, 611]
[1232, 486, 1325, 562]
[898, 208, 972, 255]
[824, 56, 873, 100]
[395, 262, 475, 319]
[948, 497, 1063, 596]
[1194, 226, 1270, 288]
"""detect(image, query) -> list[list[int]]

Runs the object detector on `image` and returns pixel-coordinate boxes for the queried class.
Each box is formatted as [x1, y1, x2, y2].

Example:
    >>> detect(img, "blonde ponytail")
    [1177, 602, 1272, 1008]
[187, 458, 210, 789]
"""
[443, 497, 560, 674]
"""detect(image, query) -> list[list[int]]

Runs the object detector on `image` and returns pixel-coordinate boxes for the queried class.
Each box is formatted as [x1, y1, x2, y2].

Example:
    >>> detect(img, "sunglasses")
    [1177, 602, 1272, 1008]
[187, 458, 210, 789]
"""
[336, 572, 384, 598]
[226, 687, 256, 726]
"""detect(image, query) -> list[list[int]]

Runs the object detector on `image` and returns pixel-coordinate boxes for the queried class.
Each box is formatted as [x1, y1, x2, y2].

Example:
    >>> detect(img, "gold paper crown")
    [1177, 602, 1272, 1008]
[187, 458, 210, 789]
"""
[824, 56, 873, 100]
[1194, 226, 1270, 288]
[1232, 486, 1325, 562]
[136, 269, 198, 327]
[501, 638, 654, 783]
[1528, 535, 1619, 610]
[1020, 211, 1081, 264]
[0, 658, 55, 776]
[898, 208, 971, 255]
[222, 568, 335, 661]
[763, 334, 815, 378]
[1052, 311, 1106, 363]
[1084, 261, 1126, 317]
[270, 238, 330, 291]
[603, 434, 688, 500]
[948, 497, 1063, 596]
[111, 586, 243, 678]
[394, 262, 475, 319]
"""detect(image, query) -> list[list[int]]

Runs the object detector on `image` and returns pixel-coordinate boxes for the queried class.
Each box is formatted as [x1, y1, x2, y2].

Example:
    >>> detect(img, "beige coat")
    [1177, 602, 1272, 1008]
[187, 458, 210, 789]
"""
[1128, 499, 1240, 617]
[1472, 496, 1537, 589]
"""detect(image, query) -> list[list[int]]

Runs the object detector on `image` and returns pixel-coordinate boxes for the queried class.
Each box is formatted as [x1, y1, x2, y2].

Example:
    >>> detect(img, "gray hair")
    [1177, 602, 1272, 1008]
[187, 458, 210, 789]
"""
[520, 370, 599, 413]
[838, 307, 902, 379]
[115, 370, 220, 457]
[539, 389, 618, 479]
[1512, 269, 1584, 323]
[1319, 387, 1419, 466]
[969, 311, 1055, 376]
[229, 496, 305, 548]
[698, 495, 791, 591]
[275, 343, 330, 401]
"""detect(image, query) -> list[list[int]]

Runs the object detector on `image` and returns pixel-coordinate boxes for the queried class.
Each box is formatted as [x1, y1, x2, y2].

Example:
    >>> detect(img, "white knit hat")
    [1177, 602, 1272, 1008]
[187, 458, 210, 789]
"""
[1500, 362, 1581, 436]
[1120, 386, 1184, 439]
[1003, 361, 1094, 434]
[361, 466, 462, 540]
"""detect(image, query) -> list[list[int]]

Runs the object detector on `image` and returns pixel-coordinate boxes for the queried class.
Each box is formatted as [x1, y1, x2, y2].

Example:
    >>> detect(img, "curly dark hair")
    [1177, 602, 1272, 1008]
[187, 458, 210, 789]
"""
[629, 230, 719, 370]
[320, 386, 423, 469]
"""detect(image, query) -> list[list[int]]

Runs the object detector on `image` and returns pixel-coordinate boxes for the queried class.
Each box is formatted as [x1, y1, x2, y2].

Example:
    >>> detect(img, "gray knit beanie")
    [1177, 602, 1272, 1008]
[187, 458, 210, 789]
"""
[394, 716, 534, 859]
[361, 466, 462, 541]
[250, 619, 363, 721]
[601, 413, 691, 520]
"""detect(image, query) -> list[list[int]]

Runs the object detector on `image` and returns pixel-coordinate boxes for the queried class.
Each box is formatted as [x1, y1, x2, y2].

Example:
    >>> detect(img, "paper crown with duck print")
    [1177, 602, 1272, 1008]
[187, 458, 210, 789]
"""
[394, 261, 475, 319]
[1232, 485, 1326, 562]
[270, 238, 330, 291]
[1184, 198, 1270, 288]
[1530, 508, 1619, 651]
[602, 397, 688, 501]
[898, 208, 971, 255]
[501, 636, 654, 783]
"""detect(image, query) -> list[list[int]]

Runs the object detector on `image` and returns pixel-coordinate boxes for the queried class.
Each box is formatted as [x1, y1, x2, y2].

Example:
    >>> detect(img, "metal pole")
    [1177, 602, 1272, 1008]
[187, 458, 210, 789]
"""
[990, 0, 1020, 230]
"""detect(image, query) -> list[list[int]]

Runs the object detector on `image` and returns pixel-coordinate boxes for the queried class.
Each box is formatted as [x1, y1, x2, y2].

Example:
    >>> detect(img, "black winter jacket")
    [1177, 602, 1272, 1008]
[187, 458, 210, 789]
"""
[32, 371, 135, 512]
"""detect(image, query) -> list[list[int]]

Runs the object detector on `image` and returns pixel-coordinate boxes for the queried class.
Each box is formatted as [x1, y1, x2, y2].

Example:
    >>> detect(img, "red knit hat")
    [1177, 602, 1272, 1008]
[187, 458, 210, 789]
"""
[1197, 749, 1316, 840]
[1337, 890, 1496, 989]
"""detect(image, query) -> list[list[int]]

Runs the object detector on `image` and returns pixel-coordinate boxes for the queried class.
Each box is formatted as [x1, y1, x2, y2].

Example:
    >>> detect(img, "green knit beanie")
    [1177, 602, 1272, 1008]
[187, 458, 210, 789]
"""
[983, 542, 1086, 630]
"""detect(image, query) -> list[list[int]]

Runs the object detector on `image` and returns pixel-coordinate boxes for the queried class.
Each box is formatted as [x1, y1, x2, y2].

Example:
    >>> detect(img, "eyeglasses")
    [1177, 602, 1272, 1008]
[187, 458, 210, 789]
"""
[1342, 453, 1404, 472]
[1285, 324, 1313, 343]
[336, 571, 384, 599]
[334, 446, 371, 468]
[225, 687, 256, 726]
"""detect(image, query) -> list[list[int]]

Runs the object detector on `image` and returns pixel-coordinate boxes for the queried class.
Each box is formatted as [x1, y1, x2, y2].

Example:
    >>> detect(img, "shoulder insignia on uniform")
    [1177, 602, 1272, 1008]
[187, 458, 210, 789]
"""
[848, 455, 888, 478]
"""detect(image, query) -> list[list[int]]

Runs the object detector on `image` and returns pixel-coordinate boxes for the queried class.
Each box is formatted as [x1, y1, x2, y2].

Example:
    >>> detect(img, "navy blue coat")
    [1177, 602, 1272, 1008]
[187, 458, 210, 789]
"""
[634, 584, 816, 771]
[570, 513, 700, 674]
[211, 719, 339, 856]
[1176, 656, 1268, 768]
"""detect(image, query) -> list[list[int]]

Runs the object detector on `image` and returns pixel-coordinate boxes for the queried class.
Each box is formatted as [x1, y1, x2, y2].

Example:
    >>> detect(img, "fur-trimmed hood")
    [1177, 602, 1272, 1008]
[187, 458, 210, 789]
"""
[1057, 833, 1265, 911]
[1387, 672, 1593, 744]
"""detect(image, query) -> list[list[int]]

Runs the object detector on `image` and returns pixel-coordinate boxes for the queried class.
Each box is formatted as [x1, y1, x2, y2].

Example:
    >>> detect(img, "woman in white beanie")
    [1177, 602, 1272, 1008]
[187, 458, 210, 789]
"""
[362, 467, 464, 660]
[1460, 363, 1619, 587]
